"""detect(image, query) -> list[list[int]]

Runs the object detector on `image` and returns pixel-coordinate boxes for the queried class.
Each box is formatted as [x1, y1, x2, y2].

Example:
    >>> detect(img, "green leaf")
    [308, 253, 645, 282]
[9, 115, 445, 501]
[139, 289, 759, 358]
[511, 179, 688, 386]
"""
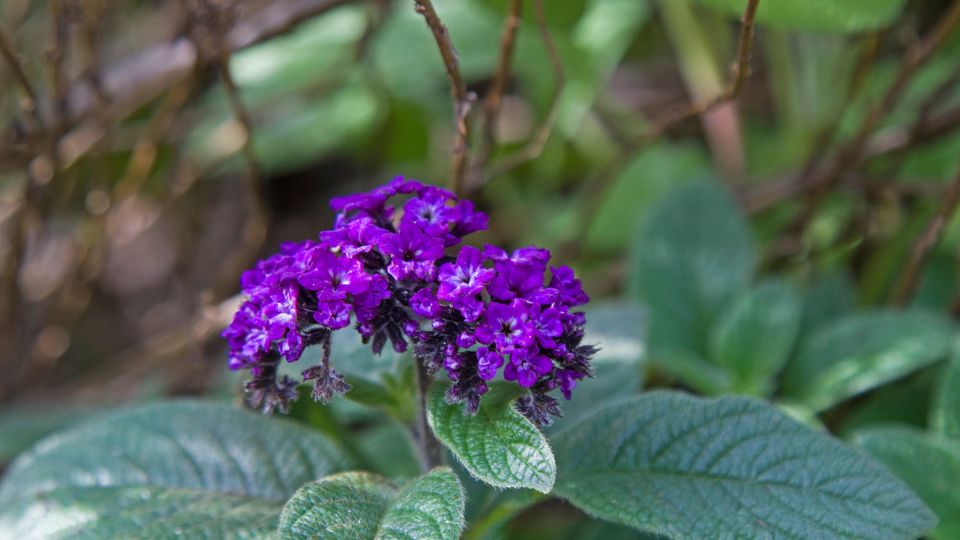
[691, 0, 908, 33]
[798, 271, 857, 339]
[783, 310, 954, 411]
[0, 487, 281, 539]
[0, 405, 97, 464]
[0, 400, 352, 537]
[278, 468, 465, 540]
[856, 427, 960, 540]
[584, 143, 709, 255]
[427, 383, 556, 493]
[935, 356, 960, 439]
[550, 302, 646, 429]
[552, 391, 936, 539]
[708, 279, 801, 395]
[629, 180, 755, 390]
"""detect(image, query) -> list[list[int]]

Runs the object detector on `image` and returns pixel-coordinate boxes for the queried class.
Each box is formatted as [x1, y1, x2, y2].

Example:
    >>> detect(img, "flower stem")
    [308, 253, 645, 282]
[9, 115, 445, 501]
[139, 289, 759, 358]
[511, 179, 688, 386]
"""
[413, 359, 445, 472]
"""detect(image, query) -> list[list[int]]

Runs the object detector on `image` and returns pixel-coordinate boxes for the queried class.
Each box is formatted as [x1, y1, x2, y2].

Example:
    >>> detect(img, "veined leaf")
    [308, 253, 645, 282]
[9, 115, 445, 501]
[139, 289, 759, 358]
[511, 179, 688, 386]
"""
[0, 400, 352, 538]
[278, 468, 465, 540]
[553, 391, 935, 539]
[427, 383, 556, 493]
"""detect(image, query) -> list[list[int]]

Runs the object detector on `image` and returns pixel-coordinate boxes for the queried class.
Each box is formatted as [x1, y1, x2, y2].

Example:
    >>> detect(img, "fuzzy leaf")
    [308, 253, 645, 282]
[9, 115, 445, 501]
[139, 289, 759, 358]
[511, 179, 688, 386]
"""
[552, 391, 936, 538]
[277, 468, 465, 540]
[0, 400, 352, 537]
[856, 427, 960, 540]
[708, 279, 801, 395]
[0, 486, 281, 539]
[629, 180, 755, 391]
[783, 310, 954, 411]
[427, 383, 556, 493]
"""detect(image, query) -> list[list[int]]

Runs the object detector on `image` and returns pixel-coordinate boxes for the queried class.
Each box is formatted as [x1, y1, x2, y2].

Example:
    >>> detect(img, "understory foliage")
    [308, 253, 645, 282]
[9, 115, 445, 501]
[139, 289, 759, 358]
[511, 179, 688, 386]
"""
[3, 0, 960, 539]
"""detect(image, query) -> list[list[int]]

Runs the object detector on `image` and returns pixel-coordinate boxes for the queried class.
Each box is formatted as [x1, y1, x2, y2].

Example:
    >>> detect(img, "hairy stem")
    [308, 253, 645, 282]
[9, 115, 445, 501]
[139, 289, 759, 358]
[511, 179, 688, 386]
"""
[413, 359, 445, 472]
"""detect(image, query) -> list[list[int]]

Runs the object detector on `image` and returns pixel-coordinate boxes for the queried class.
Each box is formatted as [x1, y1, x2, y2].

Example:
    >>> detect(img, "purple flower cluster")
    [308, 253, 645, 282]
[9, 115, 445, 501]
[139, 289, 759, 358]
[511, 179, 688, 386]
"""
[223, 178, 595, 425]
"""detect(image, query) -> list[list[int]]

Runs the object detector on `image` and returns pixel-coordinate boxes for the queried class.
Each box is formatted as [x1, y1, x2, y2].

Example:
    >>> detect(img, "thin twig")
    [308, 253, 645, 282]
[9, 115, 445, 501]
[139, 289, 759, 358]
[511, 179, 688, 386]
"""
[413, 0, 472, 195]
[785, 0, 960, 234]
[891, 167, 960, 306]
[0, 29, 42, 128]
[413, 359, 445, 471]
[571, 0, 761, 254]
[47, 0, 71, 134]
[474, 0, 564, 188]
[472, 0, 523, 178]
[205, 3, 270, 299]
[742, 104, 960, 213]
[635, 0, 760, 145]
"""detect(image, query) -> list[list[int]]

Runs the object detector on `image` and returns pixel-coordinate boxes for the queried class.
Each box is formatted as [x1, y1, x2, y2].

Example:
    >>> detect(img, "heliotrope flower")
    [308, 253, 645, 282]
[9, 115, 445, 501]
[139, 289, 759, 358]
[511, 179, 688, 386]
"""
[222, 177, 596, 425]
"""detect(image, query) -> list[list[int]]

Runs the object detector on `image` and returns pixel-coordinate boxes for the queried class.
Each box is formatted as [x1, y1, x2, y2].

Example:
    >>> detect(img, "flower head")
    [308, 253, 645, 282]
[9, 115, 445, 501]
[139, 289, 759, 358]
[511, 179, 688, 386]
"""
[224, 178, 595, 425]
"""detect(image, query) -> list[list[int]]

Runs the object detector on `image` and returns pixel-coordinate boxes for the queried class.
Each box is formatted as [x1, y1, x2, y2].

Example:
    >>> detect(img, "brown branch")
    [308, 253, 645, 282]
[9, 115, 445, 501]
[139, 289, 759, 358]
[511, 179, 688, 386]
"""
[473, 0, 564, 188]
[638, 0, 760, 144]
[47, 0, 71, 133]
[0, 29, 42, 128]
[414, 0, 472, 195]
[57, 0, 358, 127]
[785, 0, 960, 233]
[891, 167, 960, 306]
[743, 104, 960, 214]
[472, 0, 523, 179]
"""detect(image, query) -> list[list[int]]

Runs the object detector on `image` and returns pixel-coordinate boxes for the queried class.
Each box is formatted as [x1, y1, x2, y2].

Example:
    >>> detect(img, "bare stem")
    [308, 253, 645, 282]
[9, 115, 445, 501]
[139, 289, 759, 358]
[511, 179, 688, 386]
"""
[891, 166, 960, 306]
[473, 0, 564, 189]
[413, 0, 472, 196]
[413, 359, 444, 472]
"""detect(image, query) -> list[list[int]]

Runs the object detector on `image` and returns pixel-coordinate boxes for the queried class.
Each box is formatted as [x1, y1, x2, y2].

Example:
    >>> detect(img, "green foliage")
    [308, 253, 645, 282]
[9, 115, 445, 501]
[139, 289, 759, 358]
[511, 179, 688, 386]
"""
[0, 406, 97, 465]
[692, 0, 909, 32]
[629, 180, 755, 392]
[552, 391, 936, 539]
[278, 468, 465, 540]
[708, 279, 801, 395]
[427, 383, 556, 493]
[782, 310, 955, 411]
[856, 427, 960, 540]
[0, 487, 282, 539]
[935, 357, 960, 439]
[0, 401, 351, 537]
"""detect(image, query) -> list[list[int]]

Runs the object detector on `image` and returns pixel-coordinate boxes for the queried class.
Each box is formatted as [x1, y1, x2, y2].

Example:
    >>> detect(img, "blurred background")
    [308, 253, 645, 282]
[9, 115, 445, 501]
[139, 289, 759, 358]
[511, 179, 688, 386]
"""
[1, 0, 960, 510]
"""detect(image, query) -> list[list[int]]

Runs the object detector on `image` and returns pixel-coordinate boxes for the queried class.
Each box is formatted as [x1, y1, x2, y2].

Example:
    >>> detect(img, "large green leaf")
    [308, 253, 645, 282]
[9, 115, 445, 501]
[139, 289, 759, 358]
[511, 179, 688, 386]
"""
[935, 357, 960, 439]
[427, 383, 556, 493]
[856, 427, 960, 540]
[0, 400, 352, 538]
[783, 310, 954, 411]
[692, 0, 908, 33]
[629, 180, 755, 386]
[278, 468, 465, 540]
[708, 279, 801, 395]
[0, 487, 281, 539]
[552, 391, 935, 539]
